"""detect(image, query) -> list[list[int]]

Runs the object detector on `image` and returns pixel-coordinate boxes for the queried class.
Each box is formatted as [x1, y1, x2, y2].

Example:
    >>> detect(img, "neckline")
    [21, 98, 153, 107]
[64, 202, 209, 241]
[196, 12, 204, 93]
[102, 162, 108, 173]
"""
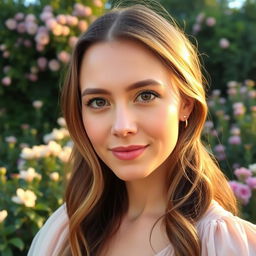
[155, 244, 172, 255]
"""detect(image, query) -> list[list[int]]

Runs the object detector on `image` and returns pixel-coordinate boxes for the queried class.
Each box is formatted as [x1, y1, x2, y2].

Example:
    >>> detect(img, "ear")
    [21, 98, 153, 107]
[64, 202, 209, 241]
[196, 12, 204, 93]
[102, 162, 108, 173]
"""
[179, 96, 194, 122]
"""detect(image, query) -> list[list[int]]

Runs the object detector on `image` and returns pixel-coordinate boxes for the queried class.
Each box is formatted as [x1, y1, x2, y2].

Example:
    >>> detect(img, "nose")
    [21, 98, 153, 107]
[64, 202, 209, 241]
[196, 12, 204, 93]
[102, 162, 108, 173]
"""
[111, 105, 137, 137]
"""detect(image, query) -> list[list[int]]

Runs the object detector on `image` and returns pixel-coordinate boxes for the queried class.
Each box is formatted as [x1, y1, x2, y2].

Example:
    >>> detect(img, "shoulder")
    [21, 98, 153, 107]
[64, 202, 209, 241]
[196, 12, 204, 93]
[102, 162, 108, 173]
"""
[28, 203, 69, 256]
[196, 200, 256, 256]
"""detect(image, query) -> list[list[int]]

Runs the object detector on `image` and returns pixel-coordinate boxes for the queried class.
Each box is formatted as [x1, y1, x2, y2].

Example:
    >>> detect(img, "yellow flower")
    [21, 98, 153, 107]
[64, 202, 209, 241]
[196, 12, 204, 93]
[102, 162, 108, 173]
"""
[50, 172, 60, 181]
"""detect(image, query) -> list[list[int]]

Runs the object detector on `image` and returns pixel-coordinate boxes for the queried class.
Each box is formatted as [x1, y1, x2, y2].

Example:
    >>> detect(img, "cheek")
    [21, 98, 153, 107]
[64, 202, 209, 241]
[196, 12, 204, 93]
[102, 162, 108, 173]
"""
[143, 104, 180, 139]
[82, 113, 108, 146]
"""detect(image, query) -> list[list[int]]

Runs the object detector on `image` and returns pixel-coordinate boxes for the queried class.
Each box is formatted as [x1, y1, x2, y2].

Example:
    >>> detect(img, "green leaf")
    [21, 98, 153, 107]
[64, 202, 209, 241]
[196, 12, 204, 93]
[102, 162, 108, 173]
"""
[1, 247, 12, 256]
[8, 237, 24, 251]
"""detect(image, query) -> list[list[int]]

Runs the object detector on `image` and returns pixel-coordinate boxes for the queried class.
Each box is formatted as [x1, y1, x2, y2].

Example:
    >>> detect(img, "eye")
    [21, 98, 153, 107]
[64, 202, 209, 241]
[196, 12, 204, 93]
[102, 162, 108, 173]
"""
[136, 90, 160, 103]
[85, 98, 109, 109]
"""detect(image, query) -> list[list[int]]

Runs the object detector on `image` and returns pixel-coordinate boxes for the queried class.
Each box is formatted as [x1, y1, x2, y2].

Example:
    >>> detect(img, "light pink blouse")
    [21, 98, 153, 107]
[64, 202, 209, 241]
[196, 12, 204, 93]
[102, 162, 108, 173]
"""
[28, 200, 256, 256]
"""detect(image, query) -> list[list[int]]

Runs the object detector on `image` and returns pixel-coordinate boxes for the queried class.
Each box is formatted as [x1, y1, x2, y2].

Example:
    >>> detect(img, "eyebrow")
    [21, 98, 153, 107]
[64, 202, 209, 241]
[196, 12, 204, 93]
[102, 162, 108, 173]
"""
[81, 79, 164, 97]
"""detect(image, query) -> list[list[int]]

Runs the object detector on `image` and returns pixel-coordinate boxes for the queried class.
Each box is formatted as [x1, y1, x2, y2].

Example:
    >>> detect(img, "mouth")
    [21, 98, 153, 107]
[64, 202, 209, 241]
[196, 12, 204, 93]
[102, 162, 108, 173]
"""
[110, 145, 148, 160]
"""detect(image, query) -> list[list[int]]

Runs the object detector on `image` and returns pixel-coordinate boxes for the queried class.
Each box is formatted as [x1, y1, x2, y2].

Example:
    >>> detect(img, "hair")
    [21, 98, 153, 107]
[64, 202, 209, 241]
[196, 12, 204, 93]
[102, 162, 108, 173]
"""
[60, 2, 238, 256]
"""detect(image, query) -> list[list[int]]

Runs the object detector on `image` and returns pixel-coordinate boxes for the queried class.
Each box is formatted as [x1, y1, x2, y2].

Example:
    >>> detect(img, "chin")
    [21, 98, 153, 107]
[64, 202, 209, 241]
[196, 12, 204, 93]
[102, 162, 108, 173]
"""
[113, 169, 151, 181]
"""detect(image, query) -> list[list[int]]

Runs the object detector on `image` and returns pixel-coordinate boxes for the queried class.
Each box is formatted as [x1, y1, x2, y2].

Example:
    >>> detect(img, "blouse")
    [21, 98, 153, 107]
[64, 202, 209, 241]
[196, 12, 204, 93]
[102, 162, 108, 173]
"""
[28, 200, 256, 255]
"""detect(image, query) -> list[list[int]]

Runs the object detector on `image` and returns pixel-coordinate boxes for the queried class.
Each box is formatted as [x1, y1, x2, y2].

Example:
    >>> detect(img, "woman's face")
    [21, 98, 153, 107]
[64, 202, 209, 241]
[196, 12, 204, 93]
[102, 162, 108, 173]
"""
[80, 39, 193, 181]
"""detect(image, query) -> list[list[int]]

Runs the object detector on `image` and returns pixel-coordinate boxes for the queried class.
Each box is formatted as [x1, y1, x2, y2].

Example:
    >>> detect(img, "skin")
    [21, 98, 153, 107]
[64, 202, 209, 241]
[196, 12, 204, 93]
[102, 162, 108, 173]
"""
[79, 39, 194, 254]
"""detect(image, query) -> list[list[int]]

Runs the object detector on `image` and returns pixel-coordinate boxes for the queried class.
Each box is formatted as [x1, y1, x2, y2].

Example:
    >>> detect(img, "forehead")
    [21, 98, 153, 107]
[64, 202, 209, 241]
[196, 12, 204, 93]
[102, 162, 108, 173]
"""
[79, 39, 175, 91]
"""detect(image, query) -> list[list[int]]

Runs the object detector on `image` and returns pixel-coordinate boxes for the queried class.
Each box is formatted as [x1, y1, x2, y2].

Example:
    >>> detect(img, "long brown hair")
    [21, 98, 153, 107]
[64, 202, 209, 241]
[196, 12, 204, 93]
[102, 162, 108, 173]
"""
[60, 2, 237, 256]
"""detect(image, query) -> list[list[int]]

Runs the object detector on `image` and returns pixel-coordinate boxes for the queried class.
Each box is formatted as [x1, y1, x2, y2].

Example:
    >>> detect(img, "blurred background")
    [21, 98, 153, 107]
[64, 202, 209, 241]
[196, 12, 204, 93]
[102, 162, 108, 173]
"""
[0, 0, 255, 255]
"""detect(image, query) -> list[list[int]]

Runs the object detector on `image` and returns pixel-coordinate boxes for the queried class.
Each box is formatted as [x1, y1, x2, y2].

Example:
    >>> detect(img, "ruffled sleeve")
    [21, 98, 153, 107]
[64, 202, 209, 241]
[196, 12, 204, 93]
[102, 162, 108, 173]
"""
[27, 203, 69, 256]
[197, 201, 256, 256]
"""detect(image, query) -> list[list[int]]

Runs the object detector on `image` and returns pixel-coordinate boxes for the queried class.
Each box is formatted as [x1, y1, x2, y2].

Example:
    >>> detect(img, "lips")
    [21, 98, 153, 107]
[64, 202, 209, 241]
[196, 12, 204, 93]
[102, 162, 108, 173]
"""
[110, 145, 148, 160]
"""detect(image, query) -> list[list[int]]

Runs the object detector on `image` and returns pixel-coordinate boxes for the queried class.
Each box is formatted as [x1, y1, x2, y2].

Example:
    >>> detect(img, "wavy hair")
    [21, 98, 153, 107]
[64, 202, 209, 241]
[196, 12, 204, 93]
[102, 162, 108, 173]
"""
[60, 2, 237, 256]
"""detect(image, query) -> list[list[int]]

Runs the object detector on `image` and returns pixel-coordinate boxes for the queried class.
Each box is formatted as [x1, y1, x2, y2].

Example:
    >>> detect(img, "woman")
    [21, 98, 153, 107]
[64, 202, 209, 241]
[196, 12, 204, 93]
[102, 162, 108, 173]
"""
[28, 2, 256, 256]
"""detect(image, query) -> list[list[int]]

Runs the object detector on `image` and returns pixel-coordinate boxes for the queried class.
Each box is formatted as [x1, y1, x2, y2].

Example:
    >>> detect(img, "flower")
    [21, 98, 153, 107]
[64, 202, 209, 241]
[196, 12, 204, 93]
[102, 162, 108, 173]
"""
[234, 167, 252, 181]
[244, 79, 255, 87]
[192, 23, 201, 34]
[2, 76, 11, 86]
[56, 14, 67, 25]
[58, 146, 72, 162]
[58, 51, 71, 63]
[196, 12, 205, 23]
[47, 141, 62, 156]
[26, 21, 38, 35]
[219, 38, 230, 49]
[15, 12, 25, 21]
[12, 188, 37, 207]
[0, 210, 8, 223]
[246, 177, 256, 190]
[78, 20, 88, 32]
[50, 172, 60, 181]
[214, 144, 225, 153]
[57, 117, 66, 127]
[235, 183, 252, 205]
[5, 18, 17, 30]
[249, 164, 256, 173]
[206, 17, 216, 26]
[20, 147, 35, 159]
[37, 57, 48, 70]
[0, 167, 7, 175]
[48, 59, 60, 71]
[230, 127, 240, 136]
[233, 102, 246, 116]
[33, 100, 43, 109]
[5, 136, 17, 144]
[228, 135, 241, 145]
[19, 167, 41, 182]
[35, 32, 50, 45]
[69, 36, 78, 48]
[227, 81, 238, 88]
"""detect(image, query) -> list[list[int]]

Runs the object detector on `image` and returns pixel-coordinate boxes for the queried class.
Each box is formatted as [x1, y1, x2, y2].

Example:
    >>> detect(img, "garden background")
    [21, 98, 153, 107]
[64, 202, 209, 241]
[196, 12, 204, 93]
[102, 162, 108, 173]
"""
[0, 0, 256, 255]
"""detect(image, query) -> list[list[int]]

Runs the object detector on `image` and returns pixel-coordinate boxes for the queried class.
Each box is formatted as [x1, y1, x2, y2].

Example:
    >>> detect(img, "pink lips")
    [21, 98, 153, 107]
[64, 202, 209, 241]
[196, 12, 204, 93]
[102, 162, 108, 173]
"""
[110, 145, 148, 160]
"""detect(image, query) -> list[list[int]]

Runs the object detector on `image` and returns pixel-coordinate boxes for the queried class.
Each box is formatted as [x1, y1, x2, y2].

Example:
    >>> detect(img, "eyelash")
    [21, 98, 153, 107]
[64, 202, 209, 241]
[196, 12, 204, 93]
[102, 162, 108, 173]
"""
[85, 90, 160, 109]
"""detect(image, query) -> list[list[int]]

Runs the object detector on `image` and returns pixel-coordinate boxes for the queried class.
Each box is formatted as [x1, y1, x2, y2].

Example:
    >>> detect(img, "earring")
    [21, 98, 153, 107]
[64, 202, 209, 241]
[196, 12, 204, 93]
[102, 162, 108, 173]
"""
[184, 115, 188, 128]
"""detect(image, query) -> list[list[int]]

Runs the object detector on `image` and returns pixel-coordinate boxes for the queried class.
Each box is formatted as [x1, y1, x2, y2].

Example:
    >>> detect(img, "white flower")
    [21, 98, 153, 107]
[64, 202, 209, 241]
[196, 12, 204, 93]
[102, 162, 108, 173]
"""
[57, 117, 66, 127]
[19, 167, 41, 182]
[58, 146, 72, 162]
[50, 172, 59, 181]
[219, 38, 230, 49]
[33, 100, 43, 109]
[48, 141, 62, 156]
[249, 164, 256, 173]
[12, 188, 37, 207]
[32, 145, 50, 158]
[20, 147, 35, 160]
[0, 210, 8, 223]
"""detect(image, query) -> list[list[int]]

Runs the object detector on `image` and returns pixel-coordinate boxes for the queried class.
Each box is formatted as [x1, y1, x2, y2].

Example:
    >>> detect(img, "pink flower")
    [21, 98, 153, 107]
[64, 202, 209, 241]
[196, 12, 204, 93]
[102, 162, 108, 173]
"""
[3, 51, 10, 58]
[48, 59, 60, 71]
[192, 23, 201, 34]
[45, 18, 57, 30]
[235, 183, 252, 205]
[5, 19, 17, 30]
[23, 40, 32, 48]
[36, 44, 44, 52]
[25, 21, 38, 35]
[196, 12, 205, 23]
[25, 14, 36, 23]
[214, 144, 225, 153]
[227, 88, 237, 96]
[40, 11, 53, 22]
[248, 91, 256, 99]
[216, 153, 226, 161]
[69, 36, 78, 48]
[27, 73, 38, 82]
[229, 180, 240, 194]
[234, 167, 252, 180]
[17, 22, 26, 33]
[228, 135, 241, 145]
[219, 38, 230, 49]
[78, 20, 88, 32]
[246, 177, 256, 189]
[93, 0, 103, 7]
[43, 5, 53, 12]
[206, 17, 216, 26]
[35, 32, 50, 45]
[66, 15, 78, 26]
[58, 51, 71, 63]
[83, 6, 92, 16]
[2, 77, 11, 86]
[15, 12, 25, 21]
[37, 57, 48, 70]
[233, 102, 246, 116]
[56, 14, 67, 25]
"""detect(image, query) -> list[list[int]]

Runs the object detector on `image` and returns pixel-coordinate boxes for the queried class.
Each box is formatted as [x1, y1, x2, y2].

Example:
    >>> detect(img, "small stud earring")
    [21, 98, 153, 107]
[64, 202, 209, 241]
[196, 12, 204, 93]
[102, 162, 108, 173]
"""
[184, 115, 188, 128]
